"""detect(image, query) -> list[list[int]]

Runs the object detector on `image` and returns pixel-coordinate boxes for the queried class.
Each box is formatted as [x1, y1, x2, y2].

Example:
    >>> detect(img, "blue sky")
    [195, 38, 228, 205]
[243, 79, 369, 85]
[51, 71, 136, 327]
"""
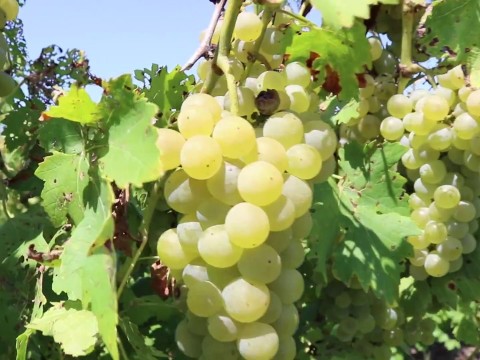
[20, 0, 214, 80]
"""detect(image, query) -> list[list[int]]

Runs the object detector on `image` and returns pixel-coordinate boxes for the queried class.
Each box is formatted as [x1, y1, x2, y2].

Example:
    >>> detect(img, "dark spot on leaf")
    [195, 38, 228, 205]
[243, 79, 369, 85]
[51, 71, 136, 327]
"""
[447, 281, 456, 291]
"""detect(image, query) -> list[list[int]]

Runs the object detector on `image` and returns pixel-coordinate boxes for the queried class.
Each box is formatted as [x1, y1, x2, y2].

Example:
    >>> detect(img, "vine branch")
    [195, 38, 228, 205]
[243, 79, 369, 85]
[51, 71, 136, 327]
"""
[117, 179, 163, 299]
[181, 0, 227, 71]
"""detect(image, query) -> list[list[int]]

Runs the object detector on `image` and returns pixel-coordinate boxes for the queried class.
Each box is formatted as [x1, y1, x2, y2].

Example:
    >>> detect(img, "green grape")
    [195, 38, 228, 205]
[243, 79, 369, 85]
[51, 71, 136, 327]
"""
[427, 124, 453, 151]
[207, 314, 242, 342]
[262, 195, 296, 231]
[257, 71, 287, 92]
[413, 178, 436, 200]
[259, 291, 283, 324]
[251, 137, 288, 172]
[409, 249, 428, 266]
[177, 106, 215, 139]
[434, 86, 457, 107]
[282, 174, 313, 218]
[407, 234, 430, 250]
[368, 37, 383, 61]
[237, 322, 279, 360]
[234, 11, 263, 42]
[470, 219, 479, 233]
[280, 239, 305, 269]
[466, 89, 480, 116]
[197, 59, 211, 80]
[207, 266, 241, 290]
[452, 102, 468, 118]
[155, 128, 185, 171]
[421, 94, 450, 121]
[303, 120, 338, 160]
[460, 186, 475, 201]
[408, 132, 428, 149]
[186, 311, 209, 336]
[383, 328, 404, 347]
[222, 278, 270, 323]
[453, 113, 480, 140]
[359, 74, 375, 98]
[458, 85, 473, 103]
[387, 94, 413, 118]
[409, 193, 429, 209]
[201, 336, 239, 359]
[266, 228, 293, 253]
[461, 234, 476, 254]
[419, 160, 447, 184]
[285, 84, 310, 113]
[447, 220, 469, 239]
[206, 161, 243, 206]
[196, 198, 231, 229]
[463, 150, 480, 172]
[225, 202, 270, 248]
[198, 225, 243, 268]
[212, 115, 256, 159]
[357, 114, 381, 139]
[434, 185, 461, 209]
[380, 116, 404, 141]
[403, 112, 435, 135]
[187, 281, 223, 317]
[442, 172, 465, 188]
[269, 269, 304, 304]
[436, 236, 463, 261]
[401, 149, 422, 170]
[237, 161, 283, 206]
[237, 244, 282, 284]
[263, 111, 304, 149]
[182, 93, 222, 122]
[311, 155, 336, 184]
[338, 316, 359, 337]
[175, 320, 203, 358]
[415, 144, 440, 163]
[453, 200, 476, 222]
[233, 39, 255, 63]
[423, 220, 448, 244]
[448, 148, 465, 165]
[411, 207, 431, 228]
[224, 86, 256, 117]
[273, 335, 296, 360]
[177, 213, 202, 254]
[272, 303, 300, 336]
[286, 143, 322, 180]
[157, 228, 196, 270]
[378, 308, 398, 330]
[181, 136, 223, 180]
[284, 61, 311, 87]
[183, 262, 209, 287]
[449, 257, 463, 273]
[261, 27, 285, 54]
[334, 291, 351, 308]
[357, 313, 376, 334]
[373, 50, 397, 74]
[410, 264, 429, 280]
[424, 251, 450, 277]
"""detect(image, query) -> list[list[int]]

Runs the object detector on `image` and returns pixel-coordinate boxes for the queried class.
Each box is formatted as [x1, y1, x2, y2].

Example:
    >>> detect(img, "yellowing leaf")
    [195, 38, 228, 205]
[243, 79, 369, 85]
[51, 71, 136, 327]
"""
[45, 85, 102, 124]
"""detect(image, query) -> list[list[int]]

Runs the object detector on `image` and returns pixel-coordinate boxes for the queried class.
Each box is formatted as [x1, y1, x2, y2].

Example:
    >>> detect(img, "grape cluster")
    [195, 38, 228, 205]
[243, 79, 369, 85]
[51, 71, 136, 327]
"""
[156, 34, 338, 358]
[340, 39, 398, 144]
[0, 0, 17, 97]
[376, 66, 480, 278]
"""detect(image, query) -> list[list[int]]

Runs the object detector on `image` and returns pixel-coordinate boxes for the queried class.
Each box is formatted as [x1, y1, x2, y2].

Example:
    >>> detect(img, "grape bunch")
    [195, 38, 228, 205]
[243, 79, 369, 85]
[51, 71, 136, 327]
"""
[376, 66, 480, 279]
[0, 0, 17, 97]
[339, 37, 398, 144]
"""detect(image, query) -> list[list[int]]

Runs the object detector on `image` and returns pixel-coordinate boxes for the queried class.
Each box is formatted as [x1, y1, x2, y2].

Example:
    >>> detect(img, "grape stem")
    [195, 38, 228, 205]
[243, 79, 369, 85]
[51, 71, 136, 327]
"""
[240, 8, 274, 82]
[181, 0, 227, 71]
[117, 179, 163, 300]
[215, 0, 244, 115]
[276, 9, 317, 29]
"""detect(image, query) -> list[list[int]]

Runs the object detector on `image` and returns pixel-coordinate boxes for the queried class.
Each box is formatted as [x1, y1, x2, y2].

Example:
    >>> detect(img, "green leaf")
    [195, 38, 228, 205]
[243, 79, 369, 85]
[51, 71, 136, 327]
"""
[15, 329, 33, 360]
[453, 302, 480, 345]
[399, 276, 432, 318]
[119, 318, 168, 359]
[143, 66, 193, 124]
[35, 153, 90, 227]
[95, 76, 163, 188]
[421, 0, 480, 63]
[311, 142, 419, 303]
[28, 306, 99, 357]
[52, 170, 114, 300]
[310, 0, 400, 28]
[123, 295, 179, 325]
[1, 108, 41, 151]
[82, 247, 119, 360]
[38, 119, 84, 154]
[285, 22, 370, 99]
[44, 85, 102, 124]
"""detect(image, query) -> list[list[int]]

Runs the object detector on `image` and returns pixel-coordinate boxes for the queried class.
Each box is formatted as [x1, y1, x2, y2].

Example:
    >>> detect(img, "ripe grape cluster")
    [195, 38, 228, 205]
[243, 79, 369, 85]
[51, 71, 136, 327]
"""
[377, 66, 480, 279]
[154, 8, 339, 358]
[0, 0, 17, 97]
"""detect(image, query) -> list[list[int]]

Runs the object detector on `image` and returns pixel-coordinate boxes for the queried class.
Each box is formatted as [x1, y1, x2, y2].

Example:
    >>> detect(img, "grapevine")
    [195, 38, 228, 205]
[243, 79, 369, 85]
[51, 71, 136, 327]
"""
[2, 0, 480, 359]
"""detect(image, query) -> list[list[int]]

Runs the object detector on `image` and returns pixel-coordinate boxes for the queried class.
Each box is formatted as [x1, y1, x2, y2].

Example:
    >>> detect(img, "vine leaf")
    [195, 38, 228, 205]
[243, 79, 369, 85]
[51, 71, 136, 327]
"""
[35, 153, 90, 227]
[27, 306, 99, 357]
[44, 85, 102, 124]
[311, 142, 419, 304]
[38, 119, 85, 155]
[95, 76, 163, 188]
[310, 0, 399, 28]
[285, 22, 370, 99]
[421, 0, 480, 64]
[142, 65, 193, 125]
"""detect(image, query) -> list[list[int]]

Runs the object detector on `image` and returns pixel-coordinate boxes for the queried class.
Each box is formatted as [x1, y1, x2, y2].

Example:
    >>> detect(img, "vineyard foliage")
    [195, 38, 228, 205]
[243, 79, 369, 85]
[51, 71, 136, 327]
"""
[2, 0, 480, 359]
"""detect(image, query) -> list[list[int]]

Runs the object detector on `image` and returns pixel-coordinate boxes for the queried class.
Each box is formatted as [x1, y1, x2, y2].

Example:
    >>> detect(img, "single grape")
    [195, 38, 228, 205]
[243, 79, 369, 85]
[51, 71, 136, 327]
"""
[368, 37, 383, 61]
[237, 322, 279, 360]
[282, 174, 313, 218]
[234, 11, 263, 42]
[380, 116, 404, 141]
[198, 225, 243, 268]
[434, 185, 461, 209]
[303, 120, 338, 160]
[263, 111, 304, 149]
[284, 61, 311, 87]
[387, 94, 412, 118]
[157, 228, 196, 270]
[212, 115, 256, 159]
[424, 251, 450, 277]
[181, 136, 223, 180]
[237, 161, 284, 206]
[175, 320, 203, 358]
[466, 89, 480, 116]
[286, 143, 322, 180]
[268, 268, 304, 304]
[262, 195, 296, 231]
[177, 106, 215, 138]
[225, 202, 270, 248]
[272, 303, 300, 336]
[237, 244, 282, 284]
[182, 93, 222, 122]
[436, 236, 463, 261]
[207, 314, 241, 342]
[187, 281, 224, 317]
[155, 128, 185, 171]
[206, 161, 243, 206]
